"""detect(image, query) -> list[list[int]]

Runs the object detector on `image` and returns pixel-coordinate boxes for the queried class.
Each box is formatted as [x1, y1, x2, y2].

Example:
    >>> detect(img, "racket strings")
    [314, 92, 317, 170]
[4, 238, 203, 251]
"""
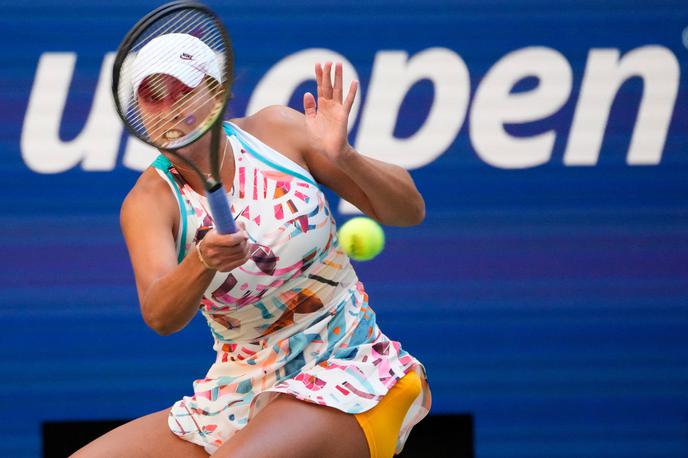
[128, 65, 224, 145]
[129, 10, 223, 80]
[132, 77, 223, 146]
[120, 9, 203, 106]
[125, 16, 224, 123]
[118, 8, 228, 148]
[133, 9, 198, 52]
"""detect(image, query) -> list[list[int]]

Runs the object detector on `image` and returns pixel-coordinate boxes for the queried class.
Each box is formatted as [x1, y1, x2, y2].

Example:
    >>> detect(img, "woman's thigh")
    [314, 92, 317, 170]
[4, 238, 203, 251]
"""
[71, 407, 209, 458]
[211, 394, 369, 458]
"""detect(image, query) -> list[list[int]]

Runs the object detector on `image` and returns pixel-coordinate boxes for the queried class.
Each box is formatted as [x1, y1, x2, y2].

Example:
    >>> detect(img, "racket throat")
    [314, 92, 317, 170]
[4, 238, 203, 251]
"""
[206, 181, 224, 193]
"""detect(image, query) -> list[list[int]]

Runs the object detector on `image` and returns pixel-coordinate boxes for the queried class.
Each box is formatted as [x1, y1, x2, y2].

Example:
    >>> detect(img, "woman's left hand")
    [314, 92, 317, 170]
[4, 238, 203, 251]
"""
[303, 62, 358, 163]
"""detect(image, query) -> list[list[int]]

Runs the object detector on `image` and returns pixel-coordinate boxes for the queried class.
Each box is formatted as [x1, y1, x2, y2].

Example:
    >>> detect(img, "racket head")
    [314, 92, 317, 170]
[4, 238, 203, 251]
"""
[112, 1, 234, 152]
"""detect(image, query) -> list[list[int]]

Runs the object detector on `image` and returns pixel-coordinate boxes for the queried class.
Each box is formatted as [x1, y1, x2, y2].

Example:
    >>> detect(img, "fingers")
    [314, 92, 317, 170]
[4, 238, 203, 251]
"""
[316, 62, 334, 99]
[314, 61, 355, 110]
[303, 92, 316, 118]
[333, 63, 343, 102]
[212, 230, 248, 247]
[315, 62, 323, 99]
[199, 230, 250, 272]
[343, 80, 358, 114]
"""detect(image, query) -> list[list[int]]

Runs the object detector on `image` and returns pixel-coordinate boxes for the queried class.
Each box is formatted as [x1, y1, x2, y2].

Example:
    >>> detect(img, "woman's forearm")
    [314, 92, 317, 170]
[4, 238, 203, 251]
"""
[140, 251, 215, 336]
[336, 145, 425, 226]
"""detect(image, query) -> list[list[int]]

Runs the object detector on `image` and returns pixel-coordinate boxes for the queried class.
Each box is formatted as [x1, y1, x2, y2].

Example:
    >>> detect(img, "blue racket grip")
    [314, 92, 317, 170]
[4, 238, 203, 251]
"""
[206, 185, 237, 234]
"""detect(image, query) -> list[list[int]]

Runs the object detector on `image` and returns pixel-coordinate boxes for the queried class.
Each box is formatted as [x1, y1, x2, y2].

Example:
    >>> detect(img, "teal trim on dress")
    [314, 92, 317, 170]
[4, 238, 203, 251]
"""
[151, 154, 188, 263]
[223, 122, 319, 188]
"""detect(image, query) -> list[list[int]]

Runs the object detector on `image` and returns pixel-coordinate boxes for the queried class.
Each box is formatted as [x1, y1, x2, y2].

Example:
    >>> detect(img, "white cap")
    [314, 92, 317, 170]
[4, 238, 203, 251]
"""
[131, 33, 222, 96]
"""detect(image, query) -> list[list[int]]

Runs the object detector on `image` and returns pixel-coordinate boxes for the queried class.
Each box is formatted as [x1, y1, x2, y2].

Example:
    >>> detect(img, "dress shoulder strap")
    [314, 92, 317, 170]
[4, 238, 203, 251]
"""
[151, 154, 188, 263]
[223, 121, 319, 187]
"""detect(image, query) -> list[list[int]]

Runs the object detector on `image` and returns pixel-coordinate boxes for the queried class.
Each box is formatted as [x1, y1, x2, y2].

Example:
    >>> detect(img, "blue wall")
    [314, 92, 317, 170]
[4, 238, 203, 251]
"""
[1, 1, 687, 456]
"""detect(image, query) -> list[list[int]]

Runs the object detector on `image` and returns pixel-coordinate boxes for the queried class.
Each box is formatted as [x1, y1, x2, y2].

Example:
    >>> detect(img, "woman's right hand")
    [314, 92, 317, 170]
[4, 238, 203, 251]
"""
[197, 229, 250, 272]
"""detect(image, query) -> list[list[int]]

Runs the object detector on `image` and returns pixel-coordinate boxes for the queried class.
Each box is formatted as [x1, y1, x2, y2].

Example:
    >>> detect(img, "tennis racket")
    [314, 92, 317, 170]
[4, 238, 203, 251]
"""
[112, 1, 236, 234]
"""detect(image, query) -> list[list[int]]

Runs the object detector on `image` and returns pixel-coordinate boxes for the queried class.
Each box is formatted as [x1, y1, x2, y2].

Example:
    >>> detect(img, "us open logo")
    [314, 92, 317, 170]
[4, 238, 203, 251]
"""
[20, 45, 681, 178]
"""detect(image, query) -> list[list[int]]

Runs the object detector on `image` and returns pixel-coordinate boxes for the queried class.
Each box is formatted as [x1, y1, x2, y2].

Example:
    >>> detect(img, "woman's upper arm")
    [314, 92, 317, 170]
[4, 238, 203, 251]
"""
[120, 174, 180, 306]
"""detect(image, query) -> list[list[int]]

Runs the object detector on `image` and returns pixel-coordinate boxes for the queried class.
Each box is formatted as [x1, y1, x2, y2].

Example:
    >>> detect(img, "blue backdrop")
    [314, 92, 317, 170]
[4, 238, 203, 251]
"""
[1, 1, 687, 456]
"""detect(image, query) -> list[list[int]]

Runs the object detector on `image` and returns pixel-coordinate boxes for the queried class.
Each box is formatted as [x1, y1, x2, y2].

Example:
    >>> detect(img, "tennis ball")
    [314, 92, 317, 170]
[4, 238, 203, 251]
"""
[338, 217, 385, 261]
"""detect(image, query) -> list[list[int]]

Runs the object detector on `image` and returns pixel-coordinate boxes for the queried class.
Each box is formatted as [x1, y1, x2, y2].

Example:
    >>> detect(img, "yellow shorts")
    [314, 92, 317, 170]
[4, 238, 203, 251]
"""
[354, 371, 422, 458]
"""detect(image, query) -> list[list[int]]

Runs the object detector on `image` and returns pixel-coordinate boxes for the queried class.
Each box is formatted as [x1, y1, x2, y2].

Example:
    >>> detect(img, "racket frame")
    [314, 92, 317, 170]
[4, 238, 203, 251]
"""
[112, 1, 236, 233]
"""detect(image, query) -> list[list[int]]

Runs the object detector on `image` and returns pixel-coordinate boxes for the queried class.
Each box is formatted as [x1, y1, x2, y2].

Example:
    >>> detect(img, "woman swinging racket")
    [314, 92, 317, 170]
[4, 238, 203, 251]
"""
[74, 3, 430, 457]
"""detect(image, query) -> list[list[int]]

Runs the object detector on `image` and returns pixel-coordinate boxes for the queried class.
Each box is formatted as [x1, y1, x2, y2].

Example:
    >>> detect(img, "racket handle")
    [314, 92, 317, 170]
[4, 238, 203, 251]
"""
[207, 185, 236, 234]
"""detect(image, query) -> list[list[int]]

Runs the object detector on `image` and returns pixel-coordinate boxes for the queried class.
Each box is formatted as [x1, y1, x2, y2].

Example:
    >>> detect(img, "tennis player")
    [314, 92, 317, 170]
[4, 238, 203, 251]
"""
[74, 32, 430, 458]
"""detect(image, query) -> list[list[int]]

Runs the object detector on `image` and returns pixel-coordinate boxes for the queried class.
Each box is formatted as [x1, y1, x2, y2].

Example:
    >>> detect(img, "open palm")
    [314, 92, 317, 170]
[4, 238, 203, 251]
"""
[303, 62, 358, 162]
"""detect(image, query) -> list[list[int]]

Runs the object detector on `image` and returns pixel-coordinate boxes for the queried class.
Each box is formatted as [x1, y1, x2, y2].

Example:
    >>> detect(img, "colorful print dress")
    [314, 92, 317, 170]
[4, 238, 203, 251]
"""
[151, 121, 431, 455]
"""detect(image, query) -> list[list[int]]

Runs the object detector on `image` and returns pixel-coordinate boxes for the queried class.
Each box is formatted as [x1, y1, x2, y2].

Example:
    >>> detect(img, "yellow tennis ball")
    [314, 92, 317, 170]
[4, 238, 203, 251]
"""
[338, 217, 385, 261]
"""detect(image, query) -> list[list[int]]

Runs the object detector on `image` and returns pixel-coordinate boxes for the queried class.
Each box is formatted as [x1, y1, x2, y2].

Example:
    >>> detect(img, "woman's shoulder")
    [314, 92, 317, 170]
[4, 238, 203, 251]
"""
[121, 166, 178, 226]
[229, 106, 310, 170]
[230, 105, 304, 133]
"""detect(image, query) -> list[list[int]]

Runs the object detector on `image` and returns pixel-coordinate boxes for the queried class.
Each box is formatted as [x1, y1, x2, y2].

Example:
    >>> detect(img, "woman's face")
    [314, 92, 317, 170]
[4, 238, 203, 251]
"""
[136, 73, 220, 147]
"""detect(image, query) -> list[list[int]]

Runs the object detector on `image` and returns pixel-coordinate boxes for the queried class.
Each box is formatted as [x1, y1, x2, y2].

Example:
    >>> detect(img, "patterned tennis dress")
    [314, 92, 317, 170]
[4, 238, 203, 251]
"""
[151, 121, 431, 455]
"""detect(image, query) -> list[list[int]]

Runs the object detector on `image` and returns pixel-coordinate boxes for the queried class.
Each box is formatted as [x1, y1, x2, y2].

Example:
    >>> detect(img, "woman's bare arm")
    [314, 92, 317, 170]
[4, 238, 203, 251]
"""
[120, 171, 248, 335]
[245, 66, 425, 228]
